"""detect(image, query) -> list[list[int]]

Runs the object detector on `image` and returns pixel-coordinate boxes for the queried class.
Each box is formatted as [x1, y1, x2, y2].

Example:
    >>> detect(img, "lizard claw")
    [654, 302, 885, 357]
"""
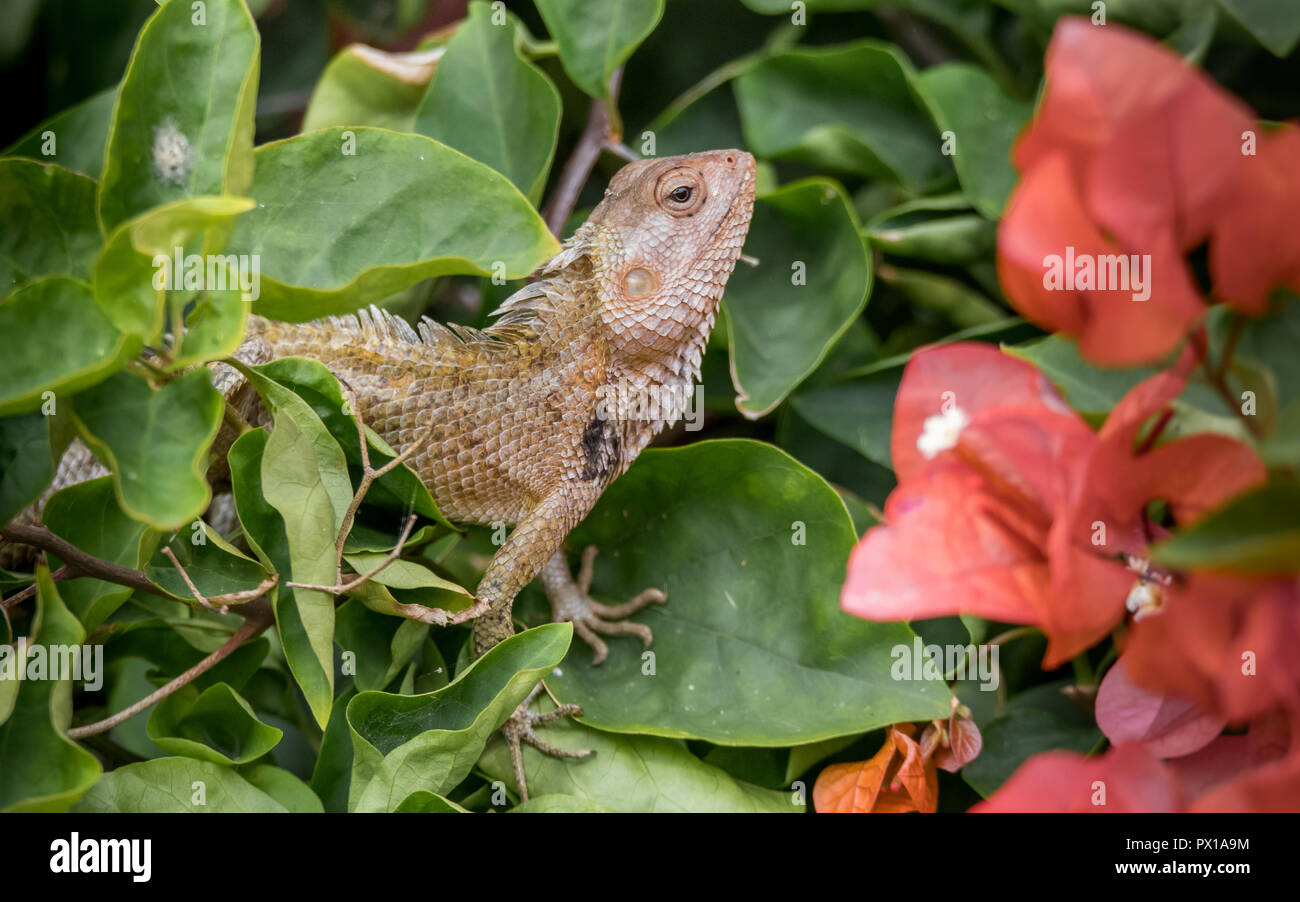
[545, 545, 666, 665]
[503, 683, 591, 802]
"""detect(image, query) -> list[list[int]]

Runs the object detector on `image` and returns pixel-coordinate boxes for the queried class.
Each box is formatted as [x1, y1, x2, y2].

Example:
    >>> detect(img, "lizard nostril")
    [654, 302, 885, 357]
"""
[725, 155, 735, 165]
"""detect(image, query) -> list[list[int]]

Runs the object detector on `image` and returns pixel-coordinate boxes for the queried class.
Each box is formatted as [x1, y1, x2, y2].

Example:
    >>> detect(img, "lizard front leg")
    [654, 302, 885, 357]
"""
[469, 493, 593, 801]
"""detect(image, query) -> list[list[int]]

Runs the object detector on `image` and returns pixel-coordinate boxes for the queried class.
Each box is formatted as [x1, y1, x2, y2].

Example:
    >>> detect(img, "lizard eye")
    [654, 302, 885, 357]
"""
[657, 168, 706, 216]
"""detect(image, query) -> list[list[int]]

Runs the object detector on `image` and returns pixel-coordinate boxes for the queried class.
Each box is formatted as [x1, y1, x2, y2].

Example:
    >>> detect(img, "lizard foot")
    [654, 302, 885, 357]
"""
[544, 545, 666, 665]
[503, 683, 592, 802]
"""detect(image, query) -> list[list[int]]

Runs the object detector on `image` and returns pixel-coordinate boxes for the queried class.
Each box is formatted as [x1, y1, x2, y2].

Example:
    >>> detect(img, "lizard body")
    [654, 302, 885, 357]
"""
[9, 149, 757, 795]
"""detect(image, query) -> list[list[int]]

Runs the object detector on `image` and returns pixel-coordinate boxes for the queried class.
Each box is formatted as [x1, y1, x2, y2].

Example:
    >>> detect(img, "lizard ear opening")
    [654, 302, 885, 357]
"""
[623, 267, 659, 298]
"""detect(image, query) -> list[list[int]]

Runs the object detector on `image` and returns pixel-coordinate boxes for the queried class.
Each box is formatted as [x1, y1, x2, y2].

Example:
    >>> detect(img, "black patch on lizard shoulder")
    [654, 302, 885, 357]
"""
[579, 417, 620, 482]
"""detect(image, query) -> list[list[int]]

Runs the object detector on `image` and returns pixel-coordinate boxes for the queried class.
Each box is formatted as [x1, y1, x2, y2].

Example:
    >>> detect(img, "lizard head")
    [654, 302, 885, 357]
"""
[573, 149, 757, 376]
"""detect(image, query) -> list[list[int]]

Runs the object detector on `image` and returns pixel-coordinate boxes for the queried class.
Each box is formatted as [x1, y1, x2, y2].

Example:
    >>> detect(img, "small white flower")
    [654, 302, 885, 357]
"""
[1125, 580, 1162, 621]
[916, 405, 970, 459]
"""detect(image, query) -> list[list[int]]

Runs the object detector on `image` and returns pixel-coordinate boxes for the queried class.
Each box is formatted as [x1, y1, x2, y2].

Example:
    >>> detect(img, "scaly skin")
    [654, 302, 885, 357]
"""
[14, 150, 757, 797]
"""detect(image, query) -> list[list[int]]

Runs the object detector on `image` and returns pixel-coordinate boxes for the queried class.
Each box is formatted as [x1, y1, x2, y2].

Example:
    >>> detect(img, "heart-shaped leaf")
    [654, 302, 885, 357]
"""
[415, 1, 560, 204]
[70, 368, 224, 529]
[535, 440, 951, 745]
[225, 128, 559, 321]
[99, 0, 259, 231]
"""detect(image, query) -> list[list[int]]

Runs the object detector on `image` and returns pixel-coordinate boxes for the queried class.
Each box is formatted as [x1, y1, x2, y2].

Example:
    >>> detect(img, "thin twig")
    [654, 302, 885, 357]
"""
[332, 380, 436, 585]
[288, 513, 418, 595]
[161, 546, 278, 614]
[67, 606, 274, 740]
[542, 67, 624, 237]
[1, 564, 69, 612]
[1189, 325, 1261, 437]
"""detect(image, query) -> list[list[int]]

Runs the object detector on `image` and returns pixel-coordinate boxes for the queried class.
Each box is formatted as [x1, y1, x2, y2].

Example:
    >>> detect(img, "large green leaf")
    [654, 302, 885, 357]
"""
[478, 703, 795, 812]
[335, 599, 429, 691]
[414, 1, 560, 204]
[346, 622, 571, 812]
[723, 179, 872, 418]
[910, 63, 1031, 220]
[0, 411, 55, 524]
[535, 0, 665, 98]
[71, 369, 223, 529]
[235, 365, 354, 728]
[0, 567, 102, 811]
[42, 477, 158, 630]
[224, 128, 558, 320]
[303, 44, 443, 134]
[0, 160, 101, 296]
[147, 681, 283, 765]
[0, 277, 139, 416]
[1153, 482, 1300, 575]
[535, 441, 950, 744]
[734, 41, 949, 190]
[1216, 0, 1300, 56]
[2, 86, 117, 179]
[99, 0, 259, 231]
[73, 757, 291, 812]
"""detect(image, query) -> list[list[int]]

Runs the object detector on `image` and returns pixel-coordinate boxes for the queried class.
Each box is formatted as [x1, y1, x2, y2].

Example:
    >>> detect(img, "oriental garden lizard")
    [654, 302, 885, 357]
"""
[10, 149, 757, 798]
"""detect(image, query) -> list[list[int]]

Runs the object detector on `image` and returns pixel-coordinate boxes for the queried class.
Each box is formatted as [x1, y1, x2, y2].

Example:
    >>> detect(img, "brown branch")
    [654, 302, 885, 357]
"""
[1, 524, 170, 599]
[1189, 325, 1261, 437]
[66, 605, 274, 740]
[542, 67, 624, 237]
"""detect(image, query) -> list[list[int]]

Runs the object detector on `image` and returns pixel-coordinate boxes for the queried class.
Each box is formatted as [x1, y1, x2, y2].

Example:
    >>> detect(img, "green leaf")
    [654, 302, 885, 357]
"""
[335, 599, 429, 691]
[960, 681, 1101, 798]
[867, 195, 997, 264]
[393, 790, 468, 812]
[1216, 0, 1300, 56]
[70, 369, 223, 529]
[734, 41, 948, 190]
[147, 681, 283, 765]
[414, 1, 561, 204]
[170, 285, 249, 370]
[509, 794, 615, 813]
[346, 622, 571, 811]
[236, 365, 354, 728]
[909, 63, 1031, 219]
[143, 523, 272, 602]
[0, 160, 101, 296]
[0, 567, 102, 811]
[42, 476, 158, 631]
[239, 763, 324, 812]
[303, 44, 442, 133]
[535, 0, 665, 98]
[0, 411, 56, 524]
[723, 179, 872, 418]
[253, 356, 449, 526]
[99, 0, 259, 231]
[93, 195, 256, 340]
[478, 703, 796, 812]
[73, 757, 291, 812]
[2, 86, 117, 179]
[790, 369, 901, 469]
[0, 277, 140, 417]
[878, 265, 1007, 330]
[225, 129, 558, 322]
[1153, 482, 1300, 575]
[537, 441, 950, 744]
